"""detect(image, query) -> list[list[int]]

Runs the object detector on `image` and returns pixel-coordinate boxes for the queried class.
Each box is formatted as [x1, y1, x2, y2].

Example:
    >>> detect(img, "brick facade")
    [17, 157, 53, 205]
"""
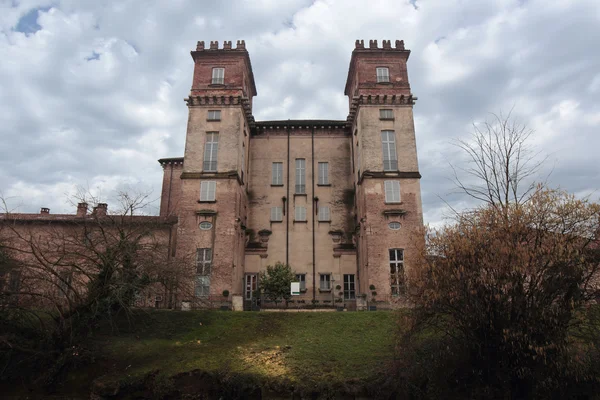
[159, 39, 424, 308]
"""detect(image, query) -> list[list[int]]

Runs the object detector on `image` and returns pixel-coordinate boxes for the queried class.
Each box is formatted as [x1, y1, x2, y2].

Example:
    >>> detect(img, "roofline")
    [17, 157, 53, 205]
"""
[158, 157, 184, 165]
[254, 119, 347, 128]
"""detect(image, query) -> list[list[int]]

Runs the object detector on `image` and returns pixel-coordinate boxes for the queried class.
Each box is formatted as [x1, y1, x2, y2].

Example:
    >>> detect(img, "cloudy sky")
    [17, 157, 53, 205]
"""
[1, 0, 599, 226]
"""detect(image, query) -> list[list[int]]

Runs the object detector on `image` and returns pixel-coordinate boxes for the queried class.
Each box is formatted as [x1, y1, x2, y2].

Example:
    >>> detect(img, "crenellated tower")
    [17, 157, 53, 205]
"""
[345, 39, 423, 302]
[174, 40, 256, 304]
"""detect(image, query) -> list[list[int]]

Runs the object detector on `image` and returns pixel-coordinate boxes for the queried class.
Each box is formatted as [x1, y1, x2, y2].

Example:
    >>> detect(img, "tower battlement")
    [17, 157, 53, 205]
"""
[195, 40, 246, 51]
[354, 39, 406, 50]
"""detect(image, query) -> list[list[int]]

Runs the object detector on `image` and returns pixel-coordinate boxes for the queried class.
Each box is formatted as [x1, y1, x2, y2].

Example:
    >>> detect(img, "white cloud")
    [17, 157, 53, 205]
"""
[0, 0, 599, 225]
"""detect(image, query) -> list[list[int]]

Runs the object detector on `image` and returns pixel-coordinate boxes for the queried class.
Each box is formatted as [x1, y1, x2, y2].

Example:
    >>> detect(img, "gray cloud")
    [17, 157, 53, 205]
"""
[0, 0, 598, 224]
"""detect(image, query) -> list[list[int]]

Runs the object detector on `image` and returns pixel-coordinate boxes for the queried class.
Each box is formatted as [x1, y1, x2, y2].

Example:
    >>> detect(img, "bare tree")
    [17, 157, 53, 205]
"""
[0, 189, 192, 385]
[451, 110, 547, 211]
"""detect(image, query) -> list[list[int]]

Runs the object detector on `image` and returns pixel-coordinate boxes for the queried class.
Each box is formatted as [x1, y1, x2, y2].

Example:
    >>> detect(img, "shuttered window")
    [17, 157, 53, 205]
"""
[212, 68, 224, 84]
[381, 130, 397, 171]
[272, 162, 283, 185]
[200, 181, 216, 201]
[384, 181, 401, 203]
[318, 162, 329, 185]
[271, 207, 283, 222]
[295, 159, 305, 193]
[318, 206, 330, 221]
[376, 67, 389, 82]
[295, 206, 306, 221]
[203, 132, 219, 171]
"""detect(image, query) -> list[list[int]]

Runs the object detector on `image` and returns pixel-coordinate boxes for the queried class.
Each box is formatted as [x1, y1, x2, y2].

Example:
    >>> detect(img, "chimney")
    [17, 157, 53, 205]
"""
[40, 207, 50, 215]
[93, 203, 108, 217]
[76, 202, 88, 217]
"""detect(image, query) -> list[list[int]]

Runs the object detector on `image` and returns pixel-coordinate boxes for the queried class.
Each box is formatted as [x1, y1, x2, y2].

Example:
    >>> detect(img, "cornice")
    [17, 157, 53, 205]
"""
[180, 170, 244, 185]
[346, 94, 417, 128]
[358, 170, 421, 184]
[184, 96, 255, 127]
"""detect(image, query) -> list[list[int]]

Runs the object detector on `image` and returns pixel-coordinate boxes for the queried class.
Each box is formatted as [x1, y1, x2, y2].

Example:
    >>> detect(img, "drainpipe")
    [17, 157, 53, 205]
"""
[311, 125, 316, 301]
[286, 122, 290, 266]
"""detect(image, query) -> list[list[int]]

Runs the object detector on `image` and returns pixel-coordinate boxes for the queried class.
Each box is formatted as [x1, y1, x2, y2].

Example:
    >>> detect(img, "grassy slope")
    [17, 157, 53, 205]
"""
[74, 310, 397, 392]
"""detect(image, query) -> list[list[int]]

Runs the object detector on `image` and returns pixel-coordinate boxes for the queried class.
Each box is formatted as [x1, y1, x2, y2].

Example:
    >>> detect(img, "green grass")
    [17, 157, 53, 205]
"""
[81, 310, 398, 392]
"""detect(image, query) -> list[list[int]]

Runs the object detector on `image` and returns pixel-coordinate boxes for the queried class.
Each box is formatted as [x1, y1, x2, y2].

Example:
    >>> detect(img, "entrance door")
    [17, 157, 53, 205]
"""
[244, 274, 258, 311]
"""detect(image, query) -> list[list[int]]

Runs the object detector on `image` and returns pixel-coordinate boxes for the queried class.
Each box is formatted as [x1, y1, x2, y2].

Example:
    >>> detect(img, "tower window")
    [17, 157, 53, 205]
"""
[390, 249, 405, 296]
[212, 67, 224, 84]
[200, 181, 216, 202]
[195, 248, 212, 297]
[203, 132, 219, 171]
[381, 130, 398, 171]
[376, 67, 389, 83]
[384, 180, 401, 203]
[380, 109, 394, 120]
[207, 110, 221, 121]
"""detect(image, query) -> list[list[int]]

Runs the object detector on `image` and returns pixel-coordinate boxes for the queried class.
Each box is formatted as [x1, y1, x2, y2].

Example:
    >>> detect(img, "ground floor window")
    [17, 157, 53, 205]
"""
[245, 274, 258, 300]
[320, 274, 331, 290]
[343, 274, 356, 299]
[390, 248, 405, 295]
[195, 248, 212, 297]
[296, 274, 306, 291]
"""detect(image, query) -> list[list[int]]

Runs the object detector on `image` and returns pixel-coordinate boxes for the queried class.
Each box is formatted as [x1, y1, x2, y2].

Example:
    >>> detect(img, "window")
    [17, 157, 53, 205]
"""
[320, 274, 331, 290]
[272, 162, 283, 185]
[195, 248, 212, 297]
[376, 67, 389, 83]
[295, 159, 305, 193]
[388, 221, 401, 230]
[381, 130, 397, 171]
[390, 249, 405, 296]
[380, 109, 394, 120]
[199, 221, 213, 230]
[203, 132, 219, 171]
[207, 110, 221, 121]
[200, 181, 216, 201]
[295, 206, 306, 221]
[384, 180, 401, 203]
[212, 67, 224, 84]
[343, 274, 356, 299]
[296, 274, 306, 291]
[318, 206, 330, 222]
[318, 162, 329, 185]
[271, 206, 283, 222]
[8, 270, 20, 293]
[58, 270, 72, 297]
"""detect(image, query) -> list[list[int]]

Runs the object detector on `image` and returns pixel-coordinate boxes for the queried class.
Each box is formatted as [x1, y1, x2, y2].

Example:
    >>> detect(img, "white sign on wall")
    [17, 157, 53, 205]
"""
[291, 282, 300, 295]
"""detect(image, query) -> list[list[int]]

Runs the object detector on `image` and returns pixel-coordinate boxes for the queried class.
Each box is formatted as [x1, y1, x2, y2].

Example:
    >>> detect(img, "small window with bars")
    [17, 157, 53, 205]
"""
[271, 206, 283, 222]
[318, 206, 330, 222]
[380, 109, 394, 120]
[272, 162, 283, 185]
[381, 130, 397, 171]
[212, 67, 224, 84]
[318, 162, 329, 185]
[200, 181, 216, 201]
[207, 110, 221, 121]
[295, 159, 305, 193]
[295, 206, 306, 222]
[376, 67, 389, 83]
[319, 274, 331, 290]
[203, 132, 219, 171]
[384, 180, 401, 203]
